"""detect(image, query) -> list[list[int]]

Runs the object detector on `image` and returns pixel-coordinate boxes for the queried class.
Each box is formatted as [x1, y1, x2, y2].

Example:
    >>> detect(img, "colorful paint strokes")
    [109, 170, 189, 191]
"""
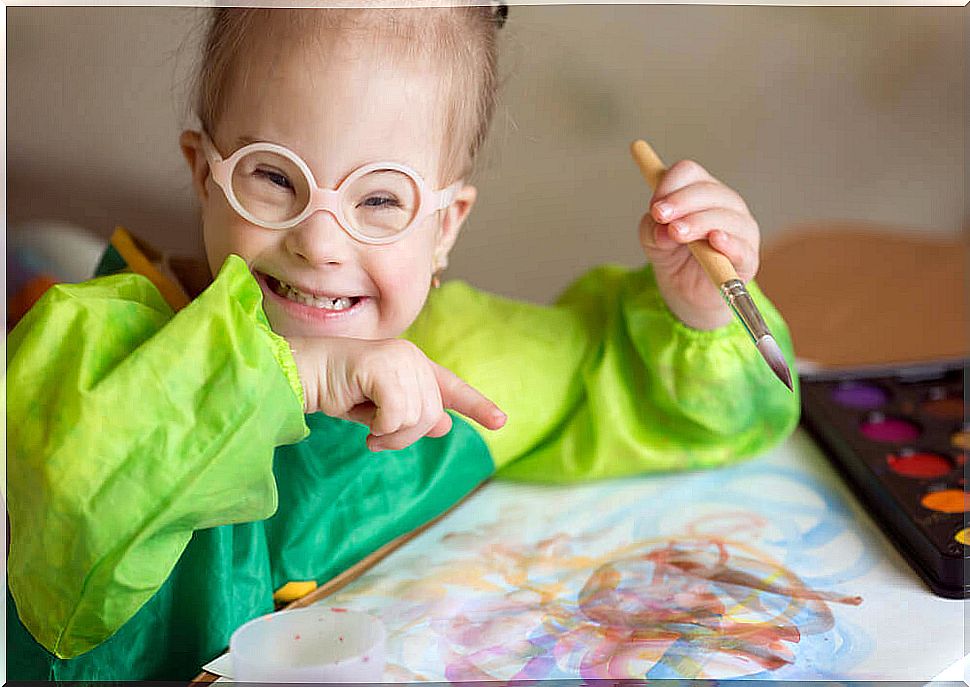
[401, 531, 862, 682]
[318, 449, 894, 681]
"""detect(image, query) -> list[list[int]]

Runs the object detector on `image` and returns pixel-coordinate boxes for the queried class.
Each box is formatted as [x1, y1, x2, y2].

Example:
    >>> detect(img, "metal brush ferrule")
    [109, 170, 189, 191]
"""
[720, 279, 770, 343]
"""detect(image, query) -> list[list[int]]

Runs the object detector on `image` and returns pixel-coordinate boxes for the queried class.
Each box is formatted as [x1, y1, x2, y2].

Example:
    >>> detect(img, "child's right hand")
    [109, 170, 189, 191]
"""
[288, 337, 507, 452]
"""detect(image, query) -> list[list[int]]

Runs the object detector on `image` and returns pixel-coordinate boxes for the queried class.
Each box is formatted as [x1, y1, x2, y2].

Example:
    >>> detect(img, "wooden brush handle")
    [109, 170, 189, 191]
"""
[629, 140, 738, 285]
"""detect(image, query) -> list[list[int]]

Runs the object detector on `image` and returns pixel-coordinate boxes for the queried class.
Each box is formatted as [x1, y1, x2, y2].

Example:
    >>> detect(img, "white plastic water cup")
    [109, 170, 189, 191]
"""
[229, 606, 386, 683]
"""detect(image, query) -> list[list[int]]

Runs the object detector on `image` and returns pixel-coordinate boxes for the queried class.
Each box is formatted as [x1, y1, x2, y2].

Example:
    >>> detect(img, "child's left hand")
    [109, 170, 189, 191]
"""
[637, 159, 761, 330]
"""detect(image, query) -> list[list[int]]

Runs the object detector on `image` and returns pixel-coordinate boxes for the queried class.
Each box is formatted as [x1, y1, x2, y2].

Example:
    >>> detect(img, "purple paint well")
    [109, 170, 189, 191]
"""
[831, 381, 889, 409]
[859, 415, 921, 443]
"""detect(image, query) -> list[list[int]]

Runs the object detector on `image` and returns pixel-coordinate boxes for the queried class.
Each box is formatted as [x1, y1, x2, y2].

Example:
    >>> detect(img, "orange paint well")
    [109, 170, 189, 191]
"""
[920, 489, 970, 514]
[952, 430, 970, 451]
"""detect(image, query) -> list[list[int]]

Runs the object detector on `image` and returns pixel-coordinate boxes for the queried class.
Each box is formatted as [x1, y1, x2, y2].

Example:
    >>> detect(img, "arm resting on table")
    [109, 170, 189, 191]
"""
[6, 255, 308, 658]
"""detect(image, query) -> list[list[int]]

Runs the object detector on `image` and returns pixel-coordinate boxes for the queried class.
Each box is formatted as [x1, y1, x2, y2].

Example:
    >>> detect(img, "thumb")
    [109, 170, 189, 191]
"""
[639, 214, 679, 257]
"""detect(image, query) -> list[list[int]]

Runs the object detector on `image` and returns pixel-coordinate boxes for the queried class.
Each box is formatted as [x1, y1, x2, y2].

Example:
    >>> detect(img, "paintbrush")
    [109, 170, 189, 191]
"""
[629, 140, 793, 391]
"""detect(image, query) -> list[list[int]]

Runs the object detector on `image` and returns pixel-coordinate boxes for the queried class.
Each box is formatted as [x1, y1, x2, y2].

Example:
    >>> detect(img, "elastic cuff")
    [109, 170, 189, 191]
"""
[219, 255, 306, 410]
[260, 325, 306, 411]
[631, 264, 750, 344]
[655, 296, 747, 343]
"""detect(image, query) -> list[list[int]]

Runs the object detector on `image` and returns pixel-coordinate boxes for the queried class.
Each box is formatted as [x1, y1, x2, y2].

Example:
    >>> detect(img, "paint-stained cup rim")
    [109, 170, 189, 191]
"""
[229, 606, 386, 683]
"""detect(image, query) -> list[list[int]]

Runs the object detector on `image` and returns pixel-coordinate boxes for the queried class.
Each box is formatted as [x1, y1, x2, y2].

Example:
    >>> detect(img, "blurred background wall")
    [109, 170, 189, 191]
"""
[7, 4, 966, 303]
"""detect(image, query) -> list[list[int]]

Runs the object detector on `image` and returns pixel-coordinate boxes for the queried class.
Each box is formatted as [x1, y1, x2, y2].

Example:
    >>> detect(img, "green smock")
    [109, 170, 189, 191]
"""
[6, 252, 799, 680]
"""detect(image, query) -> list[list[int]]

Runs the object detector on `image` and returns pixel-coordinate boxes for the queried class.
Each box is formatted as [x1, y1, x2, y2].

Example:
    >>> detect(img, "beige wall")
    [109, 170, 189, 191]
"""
[7, 5, 965, 303]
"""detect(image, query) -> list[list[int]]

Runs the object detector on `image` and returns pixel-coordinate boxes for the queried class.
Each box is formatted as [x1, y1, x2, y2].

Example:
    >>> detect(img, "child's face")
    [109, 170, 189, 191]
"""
[183, 35, 475, 340]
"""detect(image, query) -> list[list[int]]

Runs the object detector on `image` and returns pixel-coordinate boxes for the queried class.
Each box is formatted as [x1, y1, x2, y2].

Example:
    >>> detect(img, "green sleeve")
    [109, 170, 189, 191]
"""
[6, 254, 309, 659]
[405, 264, 799, 482]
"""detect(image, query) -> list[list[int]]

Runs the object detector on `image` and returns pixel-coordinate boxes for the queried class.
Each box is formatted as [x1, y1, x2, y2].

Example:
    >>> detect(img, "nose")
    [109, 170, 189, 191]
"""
[284, 209, 354, 267]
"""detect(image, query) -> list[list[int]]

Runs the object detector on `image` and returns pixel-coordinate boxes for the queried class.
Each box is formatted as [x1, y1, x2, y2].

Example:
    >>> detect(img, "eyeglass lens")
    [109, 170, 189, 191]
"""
[229, 149, 420, 239]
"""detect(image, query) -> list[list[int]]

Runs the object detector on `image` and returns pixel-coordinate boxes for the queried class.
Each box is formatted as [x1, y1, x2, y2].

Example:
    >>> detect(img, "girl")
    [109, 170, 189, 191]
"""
[6, 5, 798, 680]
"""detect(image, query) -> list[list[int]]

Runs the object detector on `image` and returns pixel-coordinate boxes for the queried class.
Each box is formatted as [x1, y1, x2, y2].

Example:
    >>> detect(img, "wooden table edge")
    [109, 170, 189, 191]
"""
[188, 479, 490, 684]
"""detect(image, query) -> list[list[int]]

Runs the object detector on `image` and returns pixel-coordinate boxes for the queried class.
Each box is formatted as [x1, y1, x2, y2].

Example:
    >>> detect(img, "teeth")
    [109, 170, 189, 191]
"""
[274, 279, 355, 310]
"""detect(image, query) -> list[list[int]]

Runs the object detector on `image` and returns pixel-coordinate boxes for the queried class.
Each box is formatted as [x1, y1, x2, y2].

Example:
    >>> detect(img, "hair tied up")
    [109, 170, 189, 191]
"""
[493, 0, 508, 28]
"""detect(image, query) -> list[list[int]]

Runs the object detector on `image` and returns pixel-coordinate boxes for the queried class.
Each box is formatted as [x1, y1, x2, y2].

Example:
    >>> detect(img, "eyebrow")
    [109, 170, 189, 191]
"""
[236, 135, 270, 147]
[231, 135, 434, 184]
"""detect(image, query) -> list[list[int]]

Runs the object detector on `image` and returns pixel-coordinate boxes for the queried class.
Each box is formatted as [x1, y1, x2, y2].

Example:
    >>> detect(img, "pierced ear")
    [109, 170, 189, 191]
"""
[179, 130, 210, 203]
[434, 183, 477, 271]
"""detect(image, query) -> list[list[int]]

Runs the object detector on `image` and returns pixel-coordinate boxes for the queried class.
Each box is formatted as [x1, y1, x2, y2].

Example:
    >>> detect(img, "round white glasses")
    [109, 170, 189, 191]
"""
[200, 131, 463, 245]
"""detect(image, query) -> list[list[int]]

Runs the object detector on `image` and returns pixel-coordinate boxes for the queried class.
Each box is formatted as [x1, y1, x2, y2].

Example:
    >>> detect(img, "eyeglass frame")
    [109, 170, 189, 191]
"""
[199, 130, 463, 245]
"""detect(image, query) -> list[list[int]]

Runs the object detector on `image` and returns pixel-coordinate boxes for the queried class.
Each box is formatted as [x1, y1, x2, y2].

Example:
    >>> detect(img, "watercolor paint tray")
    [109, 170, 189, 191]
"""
[800, 359, 968, 598]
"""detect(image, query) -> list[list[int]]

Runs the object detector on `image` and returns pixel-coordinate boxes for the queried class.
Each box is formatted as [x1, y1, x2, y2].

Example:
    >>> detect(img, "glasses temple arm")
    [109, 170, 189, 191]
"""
[435, 180, 465, 210]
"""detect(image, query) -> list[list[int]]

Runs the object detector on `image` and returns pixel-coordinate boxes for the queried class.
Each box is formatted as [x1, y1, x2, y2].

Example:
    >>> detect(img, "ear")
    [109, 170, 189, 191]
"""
[179, 130, 210, 203]
[433, 184, 477, 272]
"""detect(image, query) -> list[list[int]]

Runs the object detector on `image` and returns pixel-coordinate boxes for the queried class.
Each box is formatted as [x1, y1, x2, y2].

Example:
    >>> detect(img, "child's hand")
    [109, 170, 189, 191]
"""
[637, 159, 760, 330]
[288, 337, 507, 451]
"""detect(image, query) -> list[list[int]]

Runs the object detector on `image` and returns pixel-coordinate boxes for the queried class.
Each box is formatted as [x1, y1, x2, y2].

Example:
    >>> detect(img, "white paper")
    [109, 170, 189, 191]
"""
[313, 429, 966, 681]
[201, 651, 233, 679]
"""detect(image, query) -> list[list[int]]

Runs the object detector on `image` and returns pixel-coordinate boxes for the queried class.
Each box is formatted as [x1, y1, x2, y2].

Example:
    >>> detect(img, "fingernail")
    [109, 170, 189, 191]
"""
[654, 201, 672, 220]
[671, 222, 688, 237]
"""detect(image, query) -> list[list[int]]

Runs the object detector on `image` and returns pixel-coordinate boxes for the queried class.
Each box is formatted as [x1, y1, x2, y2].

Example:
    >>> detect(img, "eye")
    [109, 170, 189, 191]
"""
[254, 167, 294, 191]
[360, 195, 402, 209]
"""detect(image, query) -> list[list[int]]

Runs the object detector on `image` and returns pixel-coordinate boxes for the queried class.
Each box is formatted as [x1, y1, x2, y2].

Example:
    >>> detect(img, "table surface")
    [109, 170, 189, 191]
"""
[201, 428, 968, 683]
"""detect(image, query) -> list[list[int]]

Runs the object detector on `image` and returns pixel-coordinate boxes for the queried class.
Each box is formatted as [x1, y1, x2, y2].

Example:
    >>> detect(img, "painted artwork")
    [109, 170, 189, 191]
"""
[318, 430, 965, 681]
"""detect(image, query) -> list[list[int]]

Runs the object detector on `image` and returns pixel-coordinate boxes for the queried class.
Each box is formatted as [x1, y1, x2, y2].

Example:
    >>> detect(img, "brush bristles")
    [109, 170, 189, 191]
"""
[757, 335, 794, 392]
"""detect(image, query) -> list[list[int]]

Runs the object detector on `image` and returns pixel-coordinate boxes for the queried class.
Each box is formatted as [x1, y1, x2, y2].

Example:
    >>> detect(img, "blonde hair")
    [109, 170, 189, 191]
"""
[192, 6, 504, 183]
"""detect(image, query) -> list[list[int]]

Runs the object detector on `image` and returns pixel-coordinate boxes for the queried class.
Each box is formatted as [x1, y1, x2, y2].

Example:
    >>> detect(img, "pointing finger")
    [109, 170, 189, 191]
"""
[432, 363, 507, 430]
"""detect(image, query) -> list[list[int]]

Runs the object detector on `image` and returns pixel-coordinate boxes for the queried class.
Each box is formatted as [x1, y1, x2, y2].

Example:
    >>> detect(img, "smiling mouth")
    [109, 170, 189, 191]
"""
[263, 274, 362, 311]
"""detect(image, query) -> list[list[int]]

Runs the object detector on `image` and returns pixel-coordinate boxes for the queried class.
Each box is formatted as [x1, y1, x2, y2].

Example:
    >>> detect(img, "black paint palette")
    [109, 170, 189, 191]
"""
[800, 360, 968, 598]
